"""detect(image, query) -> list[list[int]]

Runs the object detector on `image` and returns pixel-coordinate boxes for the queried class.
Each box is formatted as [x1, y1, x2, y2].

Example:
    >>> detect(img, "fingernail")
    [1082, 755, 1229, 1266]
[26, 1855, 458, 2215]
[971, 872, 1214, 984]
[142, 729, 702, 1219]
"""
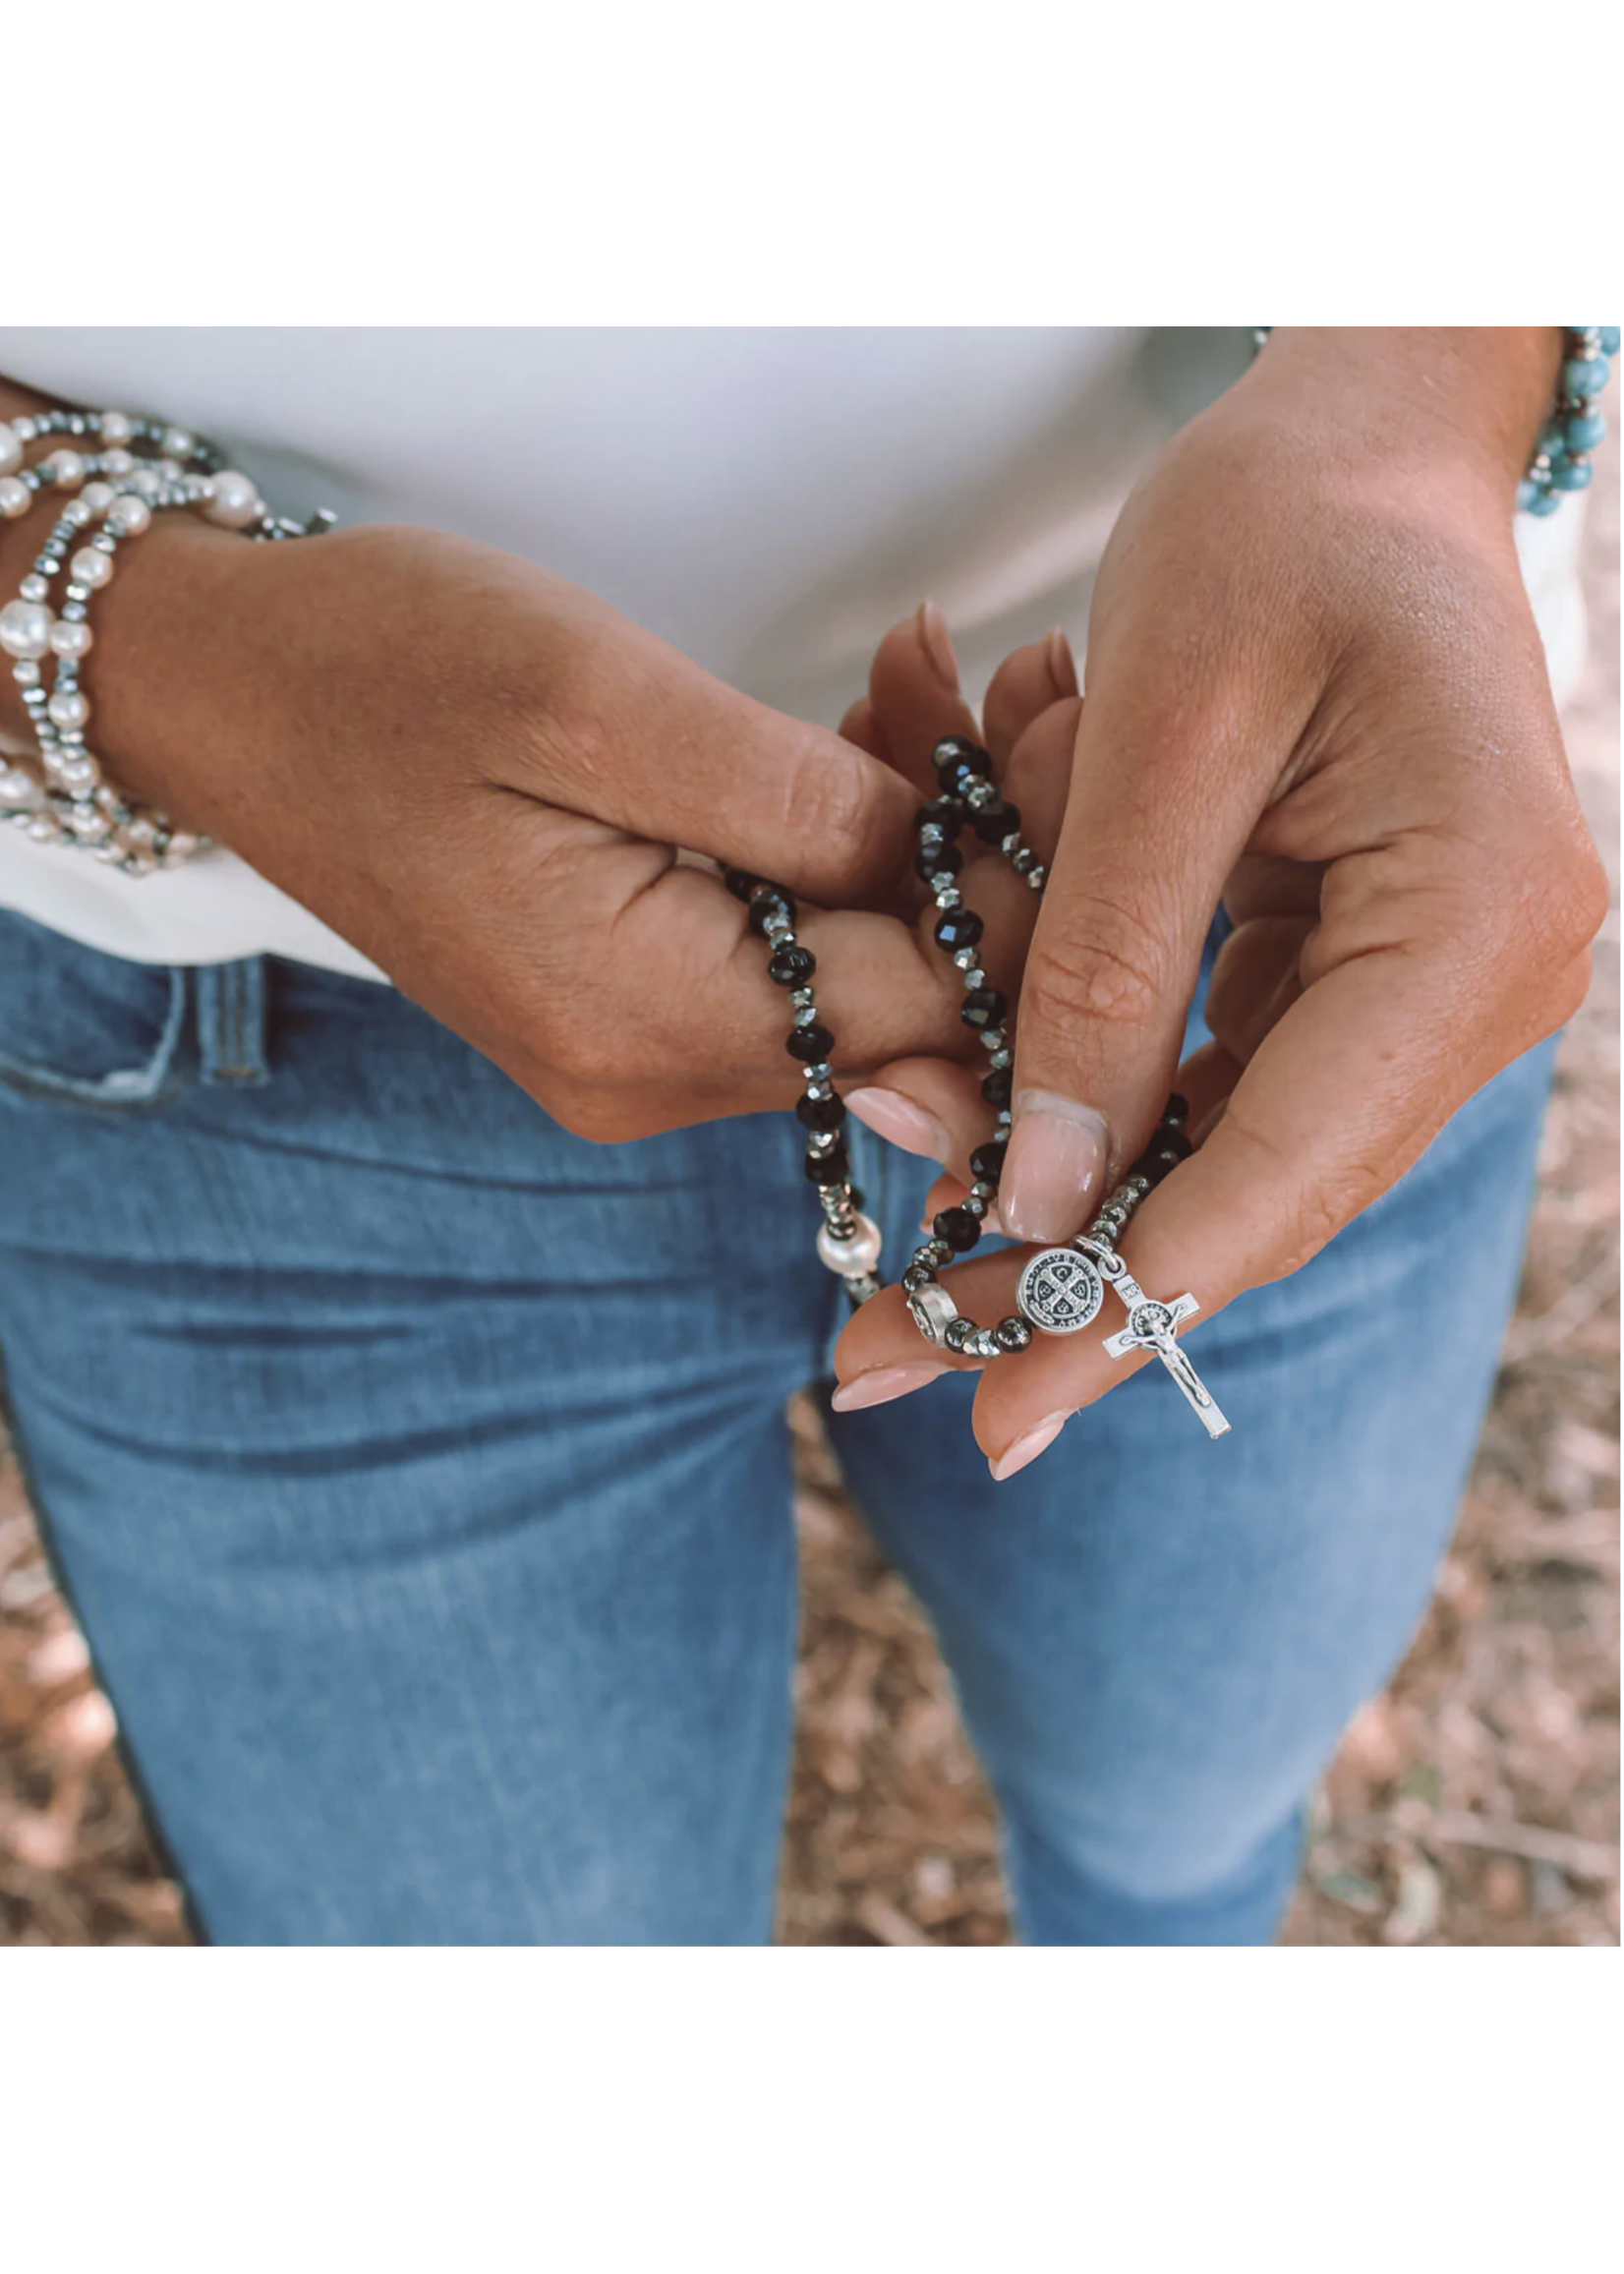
[832, 1364, 950, 1414]
[989, 1410, 1071, 1481]
[1045, 626, 1079, 698]
[1000, 1090, 1110, 1245]
[846, 1085, 950, 1163]
[917, 601, 959, 692]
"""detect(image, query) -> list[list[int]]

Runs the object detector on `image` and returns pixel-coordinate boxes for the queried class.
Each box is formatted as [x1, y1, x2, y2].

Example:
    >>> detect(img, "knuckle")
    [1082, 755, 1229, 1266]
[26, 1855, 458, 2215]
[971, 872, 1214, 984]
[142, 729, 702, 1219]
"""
[776, 730, 877, 854]
[1025, 893, 1172, 1039]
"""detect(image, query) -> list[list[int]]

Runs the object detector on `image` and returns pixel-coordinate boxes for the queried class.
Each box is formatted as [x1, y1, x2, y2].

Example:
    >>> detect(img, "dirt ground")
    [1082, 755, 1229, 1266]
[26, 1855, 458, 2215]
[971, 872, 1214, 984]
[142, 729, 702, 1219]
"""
[2, 450, 1617, 1949]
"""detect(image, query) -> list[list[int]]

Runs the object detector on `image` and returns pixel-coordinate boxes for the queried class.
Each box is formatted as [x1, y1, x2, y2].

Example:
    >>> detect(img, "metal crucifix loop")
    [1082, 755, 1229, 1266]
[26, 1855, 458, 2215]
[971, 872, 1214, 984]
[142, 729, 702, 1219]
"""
[1073, 1239, 1231, 1441]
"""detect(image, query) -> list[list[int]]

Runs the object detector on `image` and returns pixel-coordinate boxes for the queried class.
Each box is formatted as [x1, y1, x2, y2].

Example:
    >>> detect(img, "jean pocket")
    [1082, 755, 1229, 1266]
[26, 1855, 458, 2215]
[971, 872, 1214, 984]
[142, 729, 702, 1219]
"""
[0, 908, 188, 1111]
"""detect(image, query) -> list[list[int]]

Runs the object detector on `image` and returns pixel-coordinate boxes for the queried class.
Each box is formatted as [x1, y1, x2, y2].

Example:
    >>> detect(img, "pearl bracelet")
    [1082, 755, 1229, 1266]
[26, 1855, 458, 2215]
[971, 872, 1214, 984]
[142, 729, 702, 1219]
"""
[1250, 326, 1617, 515]
[0, 403, 333, 873]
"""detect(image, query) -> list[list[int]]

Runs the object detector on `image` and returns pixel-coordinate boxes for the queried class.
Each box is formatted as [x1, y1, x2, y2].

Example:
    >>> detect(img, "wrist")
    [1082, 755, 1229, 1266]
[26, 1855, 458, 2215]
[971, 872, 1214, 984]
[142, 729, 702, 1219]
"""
[1236, 327, 1563, 507]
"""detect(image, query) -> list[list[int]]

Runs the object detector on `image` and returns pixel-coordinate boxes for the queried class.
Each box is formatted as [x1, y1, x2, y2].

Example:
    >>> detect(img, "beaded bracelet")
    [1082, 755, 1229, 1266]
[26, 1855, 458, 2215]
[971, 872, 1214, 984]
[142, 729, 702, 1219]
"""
[0, 405, 333, 871]
[731, 734, 1232, 1441]
[1250, 327, 1617, 516]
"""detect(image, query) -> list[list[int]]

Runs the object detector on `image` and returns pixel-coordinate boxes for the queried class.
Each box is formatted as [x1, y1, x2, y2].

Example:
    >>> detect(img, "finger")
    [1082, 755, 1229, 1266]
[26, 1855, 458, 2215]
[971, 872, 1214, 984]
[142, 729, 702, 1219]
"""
[837, 694, 895, 765]
[999, 695, 1080, 869]
[1201, 914, 1312, 1067]
[983, 628, 1077, 766]
[866, 604, 984, 795]
[844, 1055, 997, 1181]
[998, 665, 1274, 1247]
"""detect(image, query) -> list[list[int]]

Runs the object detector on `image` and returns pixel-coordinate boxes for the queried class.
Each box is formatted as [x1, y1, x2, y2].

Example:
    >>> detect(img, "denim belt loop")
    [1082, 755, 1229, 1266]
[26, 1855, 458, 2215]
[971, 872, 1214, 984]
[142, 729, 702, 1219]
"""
[194, 958, 270, 1087]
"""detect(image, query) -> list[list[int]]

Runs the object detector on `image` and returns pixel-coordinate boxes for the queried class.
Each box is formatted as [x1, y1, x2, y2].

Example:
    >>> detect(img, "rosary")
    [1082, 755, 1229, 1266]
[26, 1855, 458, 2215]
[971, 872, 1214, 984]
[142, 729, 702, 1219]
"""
[726, 733, 1232, 1441]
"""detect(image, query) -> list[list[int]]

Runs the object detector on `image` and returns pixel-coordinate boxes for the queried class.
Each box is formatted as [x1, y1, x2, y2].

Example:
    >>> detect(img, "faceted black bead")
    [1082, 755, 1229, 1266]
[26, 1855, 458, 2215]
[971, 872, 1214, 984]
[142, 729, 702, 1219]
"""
[981, 1065, 1013, 1109]
[994, 1316, 1033, 1353]
[969, 1136, 1009, 1183]
[931, 734, 991, 780]
[960, 987, 1008, 1031]
[804, 1143, 850, 1186]
[1163, 1092, 1189, 1129]
[934, 907, 983, 953]
[845, 1186, 866, 1212]
[914, 798, 963, 838]
[747, 889, 796, 936]
[971, 797, 1020, 845]
[915, 842, 963, 883]
[901, 1263, 937, 1293]
[785, 1023, 835, 1063]
[934, 1205, 982, 1254]
[1158, 1127, 1193, 1162]
[723, 868, 761, 902]
[795, 1090, 846, 1134]
[768, 944, 816, 987]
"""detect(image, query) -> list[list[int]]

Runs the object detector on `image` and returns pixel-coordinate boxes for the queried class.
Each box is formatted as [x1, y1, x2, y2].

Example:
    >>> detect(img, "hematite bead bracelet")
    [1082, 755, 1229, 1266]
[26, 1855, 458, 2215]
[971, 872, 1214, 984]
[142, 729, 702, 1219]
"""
[734, 733, 1232, 1440]
[1, 404, 334, 873]
[1250, 327, 1617, 517]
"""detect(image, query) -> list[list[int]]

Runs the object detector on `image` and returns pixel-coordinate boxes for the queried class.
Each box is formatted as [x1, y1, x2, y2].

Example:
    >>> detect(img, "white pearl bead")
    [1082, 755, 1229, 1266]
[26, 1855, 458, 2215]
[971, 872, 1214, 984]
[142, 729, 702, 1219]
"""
[108, 494, 152, 537]
[163, 426, 196, 458]
[0, 476, 30, 518]
[98, 412, 134, 444]
[79, 481, 115, 515]
[70, 549, 113, 589]
[816, 1211, 884, 1278]
[100, 447, 134, 476]
[0, 599, 54, 660]
[44, 448, 86, 488]
[19, 574, 48, 603]
[49, 618, 93, 659]
[204, 470, 261, 528]
[47, 690, 90, 731]
[0, 425, 24, 476]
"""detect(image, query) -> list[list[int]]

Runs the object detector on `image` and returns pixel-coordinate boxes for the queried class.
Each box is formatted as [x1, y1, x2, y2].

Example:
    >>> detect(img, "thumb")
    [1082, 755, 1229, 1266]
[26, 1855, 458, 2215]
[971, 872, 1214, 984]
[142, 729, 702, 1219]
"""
[999, 671, 1267, 1244]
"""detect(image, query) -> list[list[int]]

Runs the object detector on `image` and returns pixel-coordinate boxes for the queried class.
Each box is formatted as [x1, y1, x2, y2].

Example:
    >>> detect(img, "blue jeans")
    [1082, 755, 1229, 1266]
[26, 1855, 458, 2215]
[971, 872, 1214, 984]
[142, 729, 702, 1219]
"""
[0, 908, 1552, 1945]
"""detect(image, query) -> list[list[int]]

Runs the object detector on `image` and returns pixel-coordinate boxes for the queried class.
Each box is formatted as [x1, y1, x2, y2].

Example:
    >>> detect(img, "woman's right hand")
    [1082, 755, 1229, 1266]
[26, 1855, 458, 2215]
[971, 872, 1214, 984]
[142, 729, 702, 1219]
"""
[70, 519, 991, 1138]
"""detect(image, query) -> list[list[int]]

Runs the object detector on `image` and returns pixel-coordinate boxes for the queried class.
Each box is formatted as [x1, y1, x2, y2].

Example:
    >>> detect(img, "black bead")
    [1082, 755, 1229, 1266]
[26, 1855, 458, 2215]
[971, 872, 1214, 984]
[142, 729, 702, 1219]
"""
[914, 798, 963, 838]
[971, 797, 1020, 845]
[723, 868, 760, 902]
[932, 734, 991, 779]
[748, 889, 796, 936]
[804, 1143, 850, 1186]
[969, 1136, 1008, 1183]
[960, 987, 1008, 1031]
[994, 1316, 1033, 1353]
[786, 1023, 835, 1063]
[934, 907, 983, 953]
[1158, 1127, 1193, 1162]
[901, 1263, 937, 1293]
[981, 1065, 1013, 1109]
[934, 1205, 982, 1254]
[795, 1090, 846, 1134]
[768, 944, 816, 987]
[915, 842, 963, 883]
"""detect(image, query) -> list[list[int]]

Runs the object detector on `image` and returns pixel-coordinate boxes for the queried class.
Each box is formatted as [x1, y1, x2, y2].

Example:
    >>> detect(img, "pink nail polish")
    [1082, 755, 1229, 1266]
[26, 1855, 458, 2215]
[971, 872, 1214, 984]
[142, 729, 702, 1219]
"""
[988, 1410, 1070, 1481]
[1045, 626, 1079, 698]
[845, 1086, 950, 1164]
[917, 601, 959, 692]
[1000, 1090, 1109, 1246]
[832, 1364, 950, 1414]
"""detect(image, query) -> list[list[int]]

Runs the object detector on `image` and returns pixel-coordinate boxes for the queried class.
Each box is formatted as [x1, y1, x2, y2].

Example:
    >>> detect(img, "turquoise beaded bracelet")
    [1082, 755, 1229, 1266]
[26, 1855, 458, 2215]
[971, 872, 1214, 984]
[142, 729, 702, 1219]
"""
[1250, 327, 1617, 518]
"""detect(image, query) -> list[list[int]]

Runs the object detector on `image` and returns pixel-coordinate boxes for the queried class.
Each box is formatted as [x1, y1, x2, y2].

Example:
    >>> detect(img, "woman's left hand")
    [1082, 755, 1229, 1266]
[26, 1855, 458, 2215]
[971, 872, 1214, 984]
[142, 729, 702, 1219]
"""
[833, 327, 1608, 1476]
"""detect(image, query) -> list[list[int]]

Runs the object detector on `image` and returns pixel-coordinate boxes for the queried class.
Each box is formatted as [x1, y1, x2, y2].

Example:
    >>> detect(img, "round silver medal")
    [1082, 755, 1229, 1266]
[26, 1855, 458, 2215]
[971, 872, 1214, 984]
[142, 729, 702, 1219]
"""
[1015, 1247, 1105, 1336]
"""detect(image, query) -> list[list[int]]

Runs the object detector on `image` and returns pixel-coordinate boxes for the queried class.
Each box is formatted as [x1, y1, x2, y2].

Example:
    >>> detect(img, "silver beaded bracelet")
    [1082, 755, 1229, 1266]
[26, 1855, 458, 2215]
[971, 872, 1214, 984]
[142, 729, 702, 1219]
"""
[0, 404, 333, 874]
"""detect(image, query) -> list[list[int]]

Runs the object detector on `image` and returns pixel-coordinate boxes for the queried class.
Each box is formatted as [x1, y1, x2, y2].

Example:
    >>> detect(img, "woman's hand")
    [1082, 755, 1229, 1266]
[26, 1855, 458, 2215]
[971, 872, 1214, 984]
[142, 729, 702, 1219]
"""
[36, 516, 1002, 1138]
[834, 327, 1608, 1472]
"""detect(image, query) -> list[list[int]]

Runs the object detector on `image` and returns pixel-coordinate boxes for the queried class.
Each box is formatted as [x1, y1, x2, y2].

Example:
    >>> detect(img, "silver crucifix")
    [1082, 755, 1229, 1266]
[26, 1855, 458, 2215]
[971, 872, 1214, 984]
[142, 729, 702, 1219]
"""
[1073, 1239, 1230, 1441]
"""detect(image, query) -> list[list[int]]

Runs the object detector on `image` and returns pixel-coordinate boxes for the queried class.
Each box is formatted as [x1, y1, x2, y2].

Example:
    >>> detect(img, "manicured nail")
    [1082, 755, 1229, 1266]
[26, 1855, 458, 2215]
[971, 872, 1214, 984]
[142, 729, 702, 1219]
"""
[846, 1085, 950, 1163]
[1045, 626, 1079, 698]
[989, 1410, 1071, 1481]
[1000, 1090, 1109, 1245]
[917, 600, 959, 692]
[832, 1364, 950, 1413]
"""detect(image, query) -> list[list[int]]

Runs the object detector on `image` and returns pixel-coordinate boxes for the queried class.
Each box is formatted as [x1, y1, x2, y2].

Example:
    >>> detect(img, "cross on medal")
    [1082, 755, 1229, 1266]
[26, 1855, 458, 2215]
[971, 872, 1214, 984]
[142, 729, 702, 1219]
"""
[1075, 1240, 1230, 1441]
